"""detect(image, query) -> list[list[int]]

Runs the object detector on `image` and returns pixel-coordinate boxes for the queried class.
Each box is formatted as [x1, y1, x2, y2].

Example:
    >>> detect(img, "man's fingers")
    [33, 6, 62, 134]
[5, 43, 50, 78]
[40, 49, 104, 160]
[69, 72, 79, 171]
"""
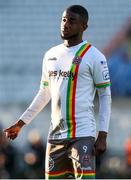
[3, 128, 10, 132]
[7, 132, 18, 139]
[4, 130, 18, 139]
[4, 127, 14, 133]
[95, 147, 106, 155]
[4, 126, 19, 134]
[3, 129, 10, 137]
[94, 142, 106, 155]
[8, 135, 17, 140]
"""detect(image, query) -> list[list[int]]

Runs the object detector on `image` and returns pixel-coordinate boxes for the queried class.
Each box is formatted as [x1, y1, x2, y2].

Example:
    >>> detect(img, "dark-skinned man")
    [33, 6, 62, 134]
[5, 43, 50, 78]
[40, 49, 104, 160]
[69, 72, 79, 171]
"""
[4, 5, 111, 179]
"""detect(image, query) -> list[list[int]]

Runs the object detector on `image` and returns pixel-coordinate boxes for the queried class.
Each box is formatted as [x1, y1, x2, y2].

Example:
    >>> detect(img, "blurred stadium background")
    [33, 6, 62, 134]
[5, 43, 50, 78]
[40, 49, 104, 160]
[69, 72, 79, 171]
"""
[0, 0, 131, 178]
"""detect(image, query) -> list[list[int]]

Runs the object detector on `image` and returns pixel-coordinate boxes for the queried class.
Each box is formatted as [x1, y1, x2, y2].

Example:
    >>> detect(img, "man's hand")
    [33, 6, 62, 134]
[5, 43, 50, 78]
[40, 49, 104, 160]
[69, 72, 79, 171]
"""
[3, 120, 25, 140]
[94, 131, 107, 156]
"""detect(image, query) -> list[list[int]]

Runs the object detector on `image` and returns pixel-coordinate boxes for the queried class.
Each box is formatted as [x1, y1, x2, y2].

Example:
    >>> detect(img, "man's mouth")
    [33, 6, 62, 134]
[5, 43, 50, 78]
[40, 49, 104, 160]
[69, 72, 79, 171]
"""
[61, 28, 70, 34]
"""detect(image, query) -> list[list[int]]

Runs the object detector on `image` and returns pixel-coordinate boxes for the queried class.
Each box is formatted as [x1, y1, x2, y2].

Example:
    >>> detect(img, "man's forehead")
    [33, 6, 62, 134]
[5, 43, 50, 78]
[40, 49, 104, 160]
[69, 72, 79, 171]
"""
[62, 10, 80, 19]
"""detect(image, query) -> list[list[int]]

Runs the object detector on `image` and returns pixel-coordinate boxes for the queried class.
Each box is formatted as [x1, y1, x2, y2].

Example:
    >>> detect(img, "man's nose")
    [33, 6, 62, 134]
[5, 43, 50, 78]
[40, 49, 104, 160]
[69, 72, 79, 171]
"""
[63, 20, 70, 28]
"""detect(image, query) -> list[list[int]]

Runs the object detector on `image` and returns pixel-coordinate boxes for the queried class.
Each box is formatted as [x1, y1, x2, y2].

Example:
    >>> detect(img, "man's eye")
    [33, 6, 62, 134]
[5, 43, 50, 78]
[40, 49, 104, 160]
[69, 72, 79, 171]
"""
[62, 18, 66, 22]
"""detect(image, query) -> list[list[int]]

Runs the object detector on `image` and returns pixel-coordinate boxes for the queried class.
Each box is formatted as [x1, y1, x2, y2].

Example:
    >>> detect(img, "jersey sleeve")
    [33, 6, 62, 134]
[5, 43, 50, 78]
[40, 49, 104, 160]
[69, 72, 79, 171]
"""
[19, 55, 51, 124]
[93, 52, 111, 89]
[40, 55, 50, 89]
[91, 49, 111, 132]
[97, 86, 111, 132]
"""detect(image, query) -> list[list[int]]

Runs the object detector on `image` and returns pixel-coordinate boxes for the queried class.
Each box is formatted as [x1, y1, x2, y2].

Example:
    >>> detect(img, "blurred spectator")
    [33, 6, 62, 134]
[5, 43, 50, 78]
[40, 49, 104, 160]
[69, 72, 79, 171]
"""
[23, 129, 46, 179]
[125, 136, 131, 167]
[103, 18, 131, 96]
[0, 125, 47, 178]
[124, 135, 131, 178]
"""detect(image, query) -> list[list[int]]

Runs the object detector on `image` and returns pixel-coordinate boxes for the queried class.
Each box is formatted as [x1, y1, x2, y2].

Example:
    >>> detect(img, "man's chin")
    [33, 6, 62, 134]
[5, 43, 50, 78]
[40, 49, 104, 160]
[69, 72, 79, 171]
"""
[61, 35, 71, 40]
[61, 33, 79, 40]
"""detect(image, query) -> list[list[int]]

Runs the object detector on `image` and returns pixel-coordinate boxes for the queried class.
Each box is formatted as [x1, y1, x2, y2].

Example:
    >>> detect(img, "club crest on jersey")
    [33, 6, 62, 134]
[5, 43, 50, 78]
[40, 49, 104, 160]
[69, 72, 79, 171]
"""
[73, 57, 82, 64]
[81, 154, 92, 170]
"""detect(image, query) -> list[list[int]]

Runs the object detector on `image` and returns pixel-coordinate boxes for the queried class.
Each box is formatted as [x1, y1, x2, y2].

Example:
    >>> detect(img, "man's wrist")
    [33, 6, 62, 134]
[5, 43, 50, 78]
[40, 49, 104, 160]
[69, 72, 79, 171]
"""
[98, 131, 107, 138]
[16, 119, 26, 128]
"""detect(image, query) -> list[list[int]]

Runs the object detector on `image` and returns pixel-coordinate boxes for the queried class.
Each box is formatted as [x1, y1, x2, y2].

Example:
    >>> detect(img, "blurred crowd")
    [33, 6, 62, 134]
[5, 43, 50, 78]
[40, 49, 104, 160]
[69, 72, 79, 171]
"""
[0, 125, 46, 179]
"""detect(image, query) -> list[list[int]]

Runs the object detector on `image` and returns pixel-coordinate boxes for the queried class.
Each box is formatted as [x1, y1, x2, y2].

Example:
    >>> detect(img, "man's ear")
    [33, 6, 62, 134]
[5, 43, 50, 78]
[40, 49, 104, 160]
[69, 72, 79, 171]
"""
[83, 24, 88, 31]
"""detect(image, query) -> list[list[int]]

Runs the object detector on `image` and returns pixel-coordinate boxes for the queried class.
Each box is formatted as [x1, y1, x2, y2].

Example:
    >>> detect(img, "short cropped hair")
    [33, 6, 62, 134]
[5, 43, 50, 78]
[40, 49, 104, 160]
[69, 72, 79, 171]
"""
[66, 5, 89, 24]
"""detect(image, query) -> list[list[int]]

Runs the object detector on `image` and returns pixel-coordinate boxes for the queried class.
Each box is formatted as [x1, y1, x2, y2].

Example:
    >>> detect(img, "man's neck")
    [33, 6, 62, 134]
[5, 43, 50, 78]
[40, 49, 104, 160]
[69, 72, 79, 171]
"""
[63, 39, 83, 47]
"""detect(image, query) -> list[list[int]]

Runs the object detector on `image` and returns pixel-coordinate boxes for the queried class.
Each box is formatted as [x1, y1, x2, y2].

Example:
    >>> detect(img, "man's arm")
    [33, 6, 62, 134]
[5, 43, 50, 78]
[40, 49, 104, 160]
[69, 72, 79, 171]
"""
[91, 48, 111, 155]
[19, 87, 51, 124]
[4, 88, 51, 140]
[95, 87, 111, 155]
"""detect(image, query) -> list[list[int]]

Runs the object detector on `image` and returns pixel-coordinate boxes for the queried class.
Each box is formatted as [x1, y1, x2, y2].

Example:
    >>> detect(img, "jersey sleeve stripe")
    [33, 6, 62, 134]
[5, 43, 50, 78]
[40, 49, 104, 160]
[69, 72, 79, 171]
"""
[40, 81, 49, 88]
[95, 82, 111, 88]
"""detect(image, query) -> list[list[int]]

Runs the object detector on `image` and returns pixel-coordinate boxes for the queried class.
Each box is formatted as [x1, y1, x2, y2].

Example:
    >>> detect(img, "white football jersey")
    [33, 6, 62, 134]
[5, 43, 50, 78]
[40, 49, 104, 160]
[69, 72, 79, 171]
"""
[40, 40, 111, 139]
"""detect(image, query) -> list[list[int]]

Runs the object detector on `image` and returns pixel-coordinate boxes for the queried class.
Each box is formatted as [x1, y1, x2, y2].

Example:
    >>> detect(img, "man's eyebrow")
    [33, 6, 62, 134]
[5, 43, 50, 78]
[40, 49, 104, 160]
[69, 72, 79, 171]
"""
[62, 16, 78, 20]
